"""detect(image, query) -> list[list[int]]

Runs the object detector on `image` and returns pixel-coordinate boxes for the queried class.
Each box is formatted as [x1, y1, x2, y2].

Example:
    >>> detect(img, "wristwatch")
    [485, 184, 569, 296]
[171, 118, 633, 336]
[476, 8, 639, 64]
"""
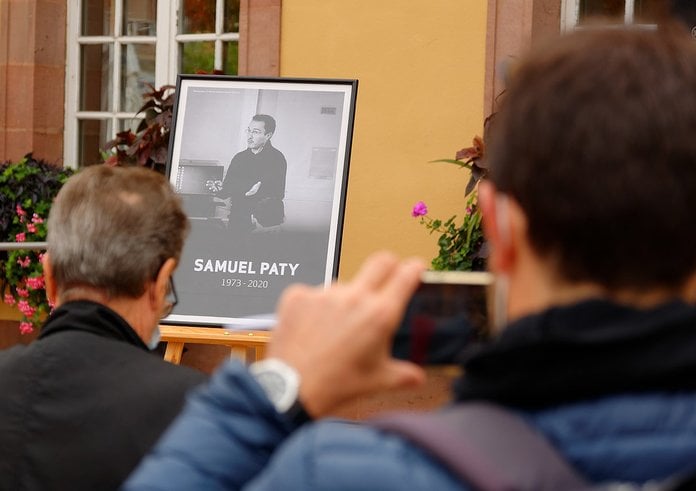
[249, 358, 312, 426]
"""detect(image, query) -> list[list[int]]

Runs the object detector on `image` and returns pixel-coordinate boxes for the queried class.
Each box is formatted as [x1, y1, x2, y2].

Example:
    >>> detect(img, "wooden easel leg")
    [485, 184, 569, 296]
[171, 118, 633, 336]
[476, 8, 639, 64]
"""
[229, 346, 248, 363]
[164, 341, 185, 364]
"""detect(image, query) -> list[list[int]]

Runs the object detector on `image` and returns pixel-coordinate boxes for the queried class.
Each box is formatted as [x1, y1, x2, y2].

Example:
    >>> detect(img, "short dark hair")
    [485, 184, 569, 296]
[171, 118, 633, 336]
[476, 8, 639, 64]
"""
[671, 0, 696, 32]
[487, 25, 696, 291]
[252, 114, 276, 135]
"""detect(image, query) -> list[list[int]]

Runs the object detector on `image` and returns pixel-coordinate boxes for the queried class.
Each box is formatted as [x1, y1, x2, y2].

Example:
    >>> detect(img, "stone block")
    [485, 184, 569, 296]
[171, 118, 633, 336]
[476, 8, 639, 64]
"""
[33, 0, 66, 66]
[33, 64, 64, 129]
[5, 65, 34, 129]
[6, 0, 36, 64]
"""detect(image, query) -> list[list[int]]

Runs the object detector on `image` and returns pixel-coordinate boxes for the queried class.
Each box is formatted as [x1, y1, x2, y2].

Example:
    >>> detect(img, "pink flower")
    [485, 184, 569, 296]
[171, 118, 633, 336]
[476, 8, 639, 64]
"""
[17, 300, 35, 317]
[19, 322, 34, 335]
[466, 206, 473, 215]
[26, 276, 45, 290]
[16, 205, 26, 217]
[15, 232, 25, 242]
[4, 293, 16, 306]
[411, 201, 428, 217]
[17, 256, 31, 268]
[31, 213, 44, 224]
[16, 288, 29, 298]
[38, 253, 44, 262]
[26, 223, 36, 233]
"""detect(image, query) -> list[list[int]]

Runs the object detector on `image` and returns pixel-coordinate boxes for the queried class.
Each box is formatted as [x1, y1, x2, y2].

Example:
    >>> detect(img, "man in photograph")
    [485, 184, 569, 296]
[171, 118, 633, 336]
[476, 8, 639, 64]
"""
[216, 114, 288, 233]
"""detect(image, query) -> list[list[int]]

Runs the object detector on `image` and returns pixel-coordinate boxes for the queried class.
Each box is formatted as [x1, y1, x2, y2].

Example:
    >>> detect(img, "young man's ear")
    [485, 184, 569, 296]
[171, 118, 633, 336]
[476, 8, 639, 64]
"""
[682, 271, 696, 304]
[478, 181, 514, 275]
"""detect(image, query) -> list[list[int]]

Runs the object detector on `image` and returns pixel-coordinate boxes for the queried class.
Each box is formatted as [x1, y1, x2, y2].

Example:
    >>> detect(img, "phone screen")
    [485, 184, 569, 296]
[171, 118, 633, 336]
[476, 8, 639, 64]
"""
[392, 270, 493, 365]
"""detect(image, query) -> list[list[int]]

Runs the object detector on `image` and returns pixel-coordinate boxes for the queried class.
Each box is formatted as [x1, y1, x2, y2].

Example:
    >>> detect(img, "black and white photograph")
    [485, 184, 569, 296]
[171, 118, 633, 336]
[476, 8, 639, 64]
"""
[164, 76, 357, 327]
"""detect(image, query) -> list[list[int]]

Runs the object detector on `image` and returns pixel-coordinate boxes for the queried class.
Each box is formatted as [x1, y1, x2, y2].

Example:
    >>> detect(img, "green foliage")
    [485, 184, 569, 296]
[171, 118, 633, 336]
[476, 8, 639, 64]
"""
[0, 154, 74, 333]
[417, 194, 486, 271]
[413, 129, 491, 271]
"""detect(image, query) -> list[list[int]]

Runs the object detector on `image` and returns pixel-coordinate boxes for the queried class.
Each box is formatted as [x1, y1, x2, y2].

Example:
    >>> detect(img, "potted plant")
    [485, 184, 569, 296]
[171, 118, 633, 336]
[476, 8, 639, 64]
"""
[412, 124, 491, 271]
[103, 83, 176, 173]
[0, 154, 74, 333]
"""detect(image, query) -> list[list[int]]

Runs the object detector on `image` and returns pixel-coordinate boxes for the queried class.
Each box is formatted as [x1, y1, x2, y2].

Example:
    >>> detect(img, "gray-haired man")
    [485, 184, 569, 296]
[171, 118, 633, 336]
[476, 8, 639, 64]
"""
[0, 165, 207, 491]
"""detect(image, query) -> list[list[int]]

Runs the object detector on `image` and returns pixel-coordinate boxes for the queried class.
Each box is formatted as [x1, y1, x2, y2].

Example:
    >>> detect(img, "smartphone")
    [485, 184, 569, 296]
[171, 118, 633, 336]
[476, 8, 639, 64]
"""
[392, 270, 494, 365]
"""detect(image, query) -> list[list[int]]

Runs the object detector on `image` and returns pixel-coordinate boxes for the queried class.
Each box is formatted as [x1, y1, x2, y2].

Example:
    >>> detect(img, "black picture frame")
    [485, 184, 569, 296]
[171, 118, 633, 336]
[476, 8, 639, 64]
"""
[164, 75, 358, 327]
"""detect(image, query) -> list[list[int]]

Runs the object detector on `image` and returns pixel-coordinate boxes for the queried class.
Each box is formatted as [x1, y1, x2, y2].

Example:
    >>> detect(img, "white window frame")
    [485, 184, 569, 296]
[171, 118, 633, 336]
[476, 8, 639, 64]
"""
[170, 0, 240, 82]
[561, 0, 657, 32]
[64, 0, 239, 169]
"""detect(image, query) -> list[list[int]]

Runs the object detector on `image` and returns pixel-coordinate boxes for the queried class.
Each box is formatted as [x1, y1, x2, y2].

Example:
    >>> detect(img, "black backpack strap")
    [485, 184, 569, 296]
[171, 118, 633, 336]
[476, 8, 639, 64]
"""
[370, 402, 590, 491]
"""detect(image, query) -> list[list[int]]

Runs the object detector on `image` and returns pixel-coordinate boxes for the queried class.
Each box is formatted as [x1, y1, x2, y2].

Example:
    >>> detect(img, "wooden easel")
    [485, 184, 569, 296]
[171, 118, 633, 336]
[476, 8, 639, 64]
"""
[159, 325, 271, 365]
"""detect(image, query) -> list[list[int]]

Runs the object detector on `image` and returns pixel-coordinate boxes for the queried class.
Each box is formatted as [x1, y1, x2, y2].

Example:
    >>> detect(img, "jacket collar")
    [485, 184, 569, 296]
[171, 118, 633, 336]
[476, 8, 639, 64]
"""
[38, 300, 149, 350]
[455, 299, 696, 409]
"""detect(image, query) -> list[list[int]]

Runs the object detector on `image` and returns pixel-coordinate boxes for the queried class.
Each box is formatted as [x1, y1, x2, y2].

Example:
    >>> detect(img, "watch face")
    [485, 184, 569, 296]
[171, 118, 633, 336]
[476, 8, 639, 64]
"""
[255, 371, 288, 405]
[250, 359, 300, 413]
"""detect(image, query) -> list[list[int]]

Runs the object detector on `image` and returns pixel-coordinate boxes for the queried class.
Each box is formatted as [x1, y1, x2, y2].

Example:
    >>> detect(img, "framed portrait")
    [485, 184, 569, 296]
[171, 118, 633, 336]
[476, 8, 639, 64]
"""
[164, 75, 358, 327]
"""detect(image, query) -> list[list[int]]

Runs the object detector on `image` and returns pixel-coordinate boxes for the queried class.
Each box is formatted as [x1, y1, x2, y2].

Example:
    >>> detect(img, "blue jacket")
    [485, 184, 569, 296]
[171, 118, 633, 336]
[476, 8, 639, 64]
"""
[123, 361, 696, 490]
[124, 300, 696, 490]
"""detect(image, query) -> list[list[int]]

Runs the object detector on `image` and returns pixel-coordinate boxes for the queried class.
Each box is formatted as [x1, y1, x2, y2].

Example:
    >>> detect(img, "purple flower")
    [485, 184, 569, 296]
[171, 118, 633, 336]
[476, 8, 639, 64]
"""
[411, 201, 428, 217]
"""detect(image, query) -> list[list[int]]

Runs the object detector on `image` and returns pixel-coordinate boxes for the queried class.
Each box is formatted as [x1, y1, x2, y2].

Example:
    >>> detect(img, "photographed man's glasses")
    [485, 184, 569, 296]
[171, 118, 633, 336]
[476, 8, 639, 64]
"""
[245, 128, 265, 136]
[161, 278, 178, 319]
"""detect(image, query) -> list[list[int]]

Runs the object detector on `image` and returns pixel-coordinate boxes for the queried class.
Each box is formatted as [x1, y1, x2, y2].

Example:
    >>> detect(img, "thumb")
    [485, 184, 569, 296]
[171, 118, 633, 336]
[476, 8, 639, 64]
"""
[379, 360, 427, 391]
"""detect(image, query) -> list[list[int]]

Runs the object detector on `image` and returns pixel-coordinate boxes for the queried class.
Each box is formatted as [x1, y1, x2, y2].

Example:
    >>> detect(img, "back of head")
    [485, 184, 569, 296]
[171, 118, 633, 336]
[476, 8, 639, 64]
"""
[487, 25, 696, 292]
[47, 165, 189, 299]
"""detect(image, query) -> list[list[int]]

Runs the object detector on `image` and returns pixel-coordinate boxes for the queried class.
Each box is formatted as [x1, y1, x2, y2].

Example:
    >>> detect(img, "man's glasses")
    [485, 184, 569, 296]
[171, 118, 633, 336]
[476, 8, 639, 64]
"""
[245, 128, 265, 136]
[161, 277, 178, 319]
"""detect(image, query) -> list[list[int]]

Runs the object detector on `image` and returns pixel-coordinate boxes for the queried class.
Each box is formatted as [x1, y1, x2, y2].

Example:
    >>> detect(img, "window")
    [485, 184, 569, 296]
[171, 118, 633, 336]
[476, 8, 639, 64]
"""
[177, 0, 240, 76]
[65, 0, 241, 168]
[561, 0, 664, 31]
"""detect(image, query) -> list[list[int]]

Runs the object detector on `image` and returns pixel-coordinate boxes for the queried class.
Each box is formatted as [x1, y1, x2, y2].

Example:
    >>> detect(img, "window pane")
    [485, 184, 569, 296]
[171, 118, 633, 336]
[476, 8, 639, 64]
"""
[121, 43, 156, 112]
[634, 0, 667, 23]
[223, 41, 238, 74]
[79, 119, 113, 167]
[123, 0, 157, 36]
[118, 117, 143, 134]
[180, 42, 215, 74]
[80, 44, 113, 111]
[181, 0, 216, 34]
[579, 0, 625, 22]
[224, 0, 241, 33]
[82, 0, 114, 36]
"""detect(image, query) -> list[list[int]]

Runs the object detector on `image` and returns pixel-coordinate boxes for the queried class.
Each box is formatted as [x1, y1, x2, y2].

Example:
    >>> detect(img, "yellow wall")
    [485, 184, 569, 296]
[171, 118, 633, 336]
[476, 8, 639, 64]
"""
[281, 1, 488, 278]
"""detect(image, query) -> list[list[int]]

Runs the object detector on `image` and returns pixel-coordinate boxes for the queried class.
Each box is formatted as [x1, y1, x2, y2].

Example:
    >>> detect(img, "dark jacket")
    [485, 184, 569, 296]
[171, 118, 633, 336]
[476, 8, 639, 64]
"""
[0, 300, 207, 491]
[124, 299, 696, 490]
[218, 143, 288, 229]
